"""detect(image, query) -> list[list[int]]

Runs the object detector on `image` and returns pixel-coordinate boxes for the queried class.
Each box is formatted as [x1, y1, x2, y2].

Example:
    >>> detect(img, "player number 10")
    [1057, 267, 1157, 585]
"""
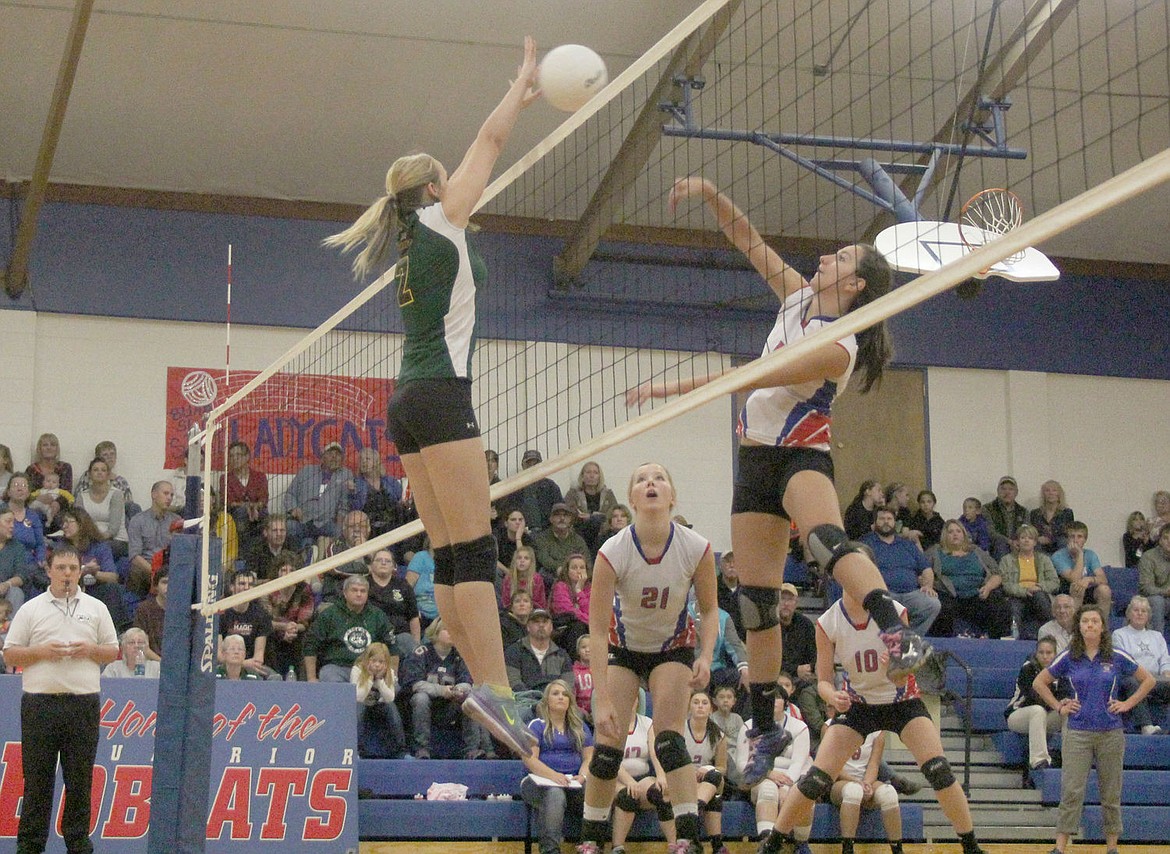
[854, 649, 880, 673]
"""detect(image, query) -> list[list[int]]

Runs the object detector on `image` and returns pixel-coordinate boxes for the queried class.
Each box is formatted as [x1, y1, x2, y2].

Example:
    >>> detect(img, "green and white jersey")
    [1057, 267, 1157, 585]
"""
[395, 203, 487, 383]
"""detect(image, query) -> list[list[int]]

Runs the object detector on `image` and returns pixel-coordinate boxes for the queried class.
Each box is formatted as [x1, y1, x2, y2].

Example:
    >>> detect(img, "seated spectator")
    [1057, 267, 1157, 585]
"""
[778, 582, 822, 741]
[999, 524, 1060, 640]
[572, 635, 593, 723]
[1123, 511, 1150, 568]
[908, 490, 945, 552]
[861, 508, 940, 636]
[486, 448, 506, 527]
[0, 444, 13, 495]
[400, 618, 483, 760]
[985, 475, 1028, 558]
[519, 680, 593, 854]
[830, 731, 903, 854]
[550, 553, 591, 650]
[219, 570, 272, 675]
[245, 514, 292, 578]
[1052, 521, 1111, 614]
[683, 690, 730, 854]
[60, 508, 130, 631]
[25, 432, 72, 492]
[133, 566, 169, 660]
[1148, 490, 1170, 544]
[73, 458, 128, 559]
[126, 481, 180, 597]
[563, 461, 617, 557]
[263, 550, 314, 680]
[496, 509, 535, 576]
[304, 574, 391, 683]
[221, 441, 268, 556]
[692, 594, 748, 701]
[500, 590, 533, 648]
[1030, 480, 1074, 555]
[320, 510, 372, 604]
[958, 497, 992, 554]
[367, 548, 420, 659]
[1112, 596, 1170, 734]
[500, 545, 547, 610]
[283, 441, 353, 545]
[1139, 525, 1170, 635]
[1037, 594, 1076, 654]
[3, 473, 46, 571]
[404, 540, 438, 630]
[30, 471, 73, 537]
[502, 449, 563, 532]
[597, 503, 631, 549]
[352, 642, 406, 758]
[216, 634, 261, 680]
[0, 509, 29, 613]
[102, 627, 161, 678]
[348, 448, 403, 537]
[611, 704, 676, 852]
[533, 503, 588, 580]
[927, 520, 1012, 639]
[75, 441, 135, 509]
[505, 607, 575, 722]
[717, 550, 745, 640]
[744, 682, 812, 848]
[711, 684, 747, 786]
[843, 479, 884, 540]
[884, 482, 922, 548]
[1004, 636, 1068, 769]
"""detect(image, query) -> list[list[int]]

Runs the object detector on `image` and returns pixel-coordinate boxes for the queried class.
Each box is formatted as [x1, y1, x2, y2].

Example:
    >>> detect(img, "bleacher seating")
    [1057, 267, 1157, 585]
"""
[1103, 566, 1140, 617]
[994, 731, 1170, 769]
[1032, 768, 1170, 805]
[356, 759, 924, 845]
[1081, 806, 1170, 842]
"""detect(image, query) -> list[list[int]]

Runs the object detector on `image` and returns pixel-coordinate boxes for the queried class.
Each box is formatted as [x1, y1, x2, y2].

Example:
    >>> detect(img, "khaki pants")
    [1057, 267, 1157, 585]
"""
[1006, 705, 1063, 767]
[1056, 726, 1125, 837]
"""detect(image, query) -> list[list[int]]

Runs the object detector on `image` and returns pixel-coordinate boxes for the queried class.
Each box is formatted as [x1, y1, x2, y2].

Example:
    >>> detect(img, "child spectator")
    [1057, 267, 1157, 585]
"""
[1123, 511, 1150, 568]
[908, 490, 945, 551]
[1052, 521, 1111, 614]
[572, 634, 593, 723]
[352, 642, 406, 758]
[30, 471, 72, 535]
[959, 497, 992, 553]
[500, 545, 547, 610]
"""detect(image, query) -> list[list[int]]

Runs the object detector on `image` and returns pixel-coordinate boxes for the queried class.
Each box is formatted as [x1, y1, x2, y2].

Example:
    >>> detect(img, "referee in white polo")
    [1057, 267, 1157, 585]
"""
[3, 543, 118, 854]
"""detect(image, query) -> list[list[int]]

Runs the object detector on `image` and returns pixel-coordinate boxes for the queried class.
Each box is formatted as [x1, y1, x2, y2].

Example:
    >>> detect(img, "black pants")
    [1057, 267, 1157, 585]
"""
[18, 692, 100, 854]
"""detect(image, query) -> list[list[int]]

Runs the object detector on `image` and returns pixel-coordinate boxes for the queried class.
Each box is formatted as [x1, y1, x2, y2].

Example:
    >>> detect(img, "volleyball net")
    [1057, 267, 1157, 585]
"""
[199, 0, 1170, 615]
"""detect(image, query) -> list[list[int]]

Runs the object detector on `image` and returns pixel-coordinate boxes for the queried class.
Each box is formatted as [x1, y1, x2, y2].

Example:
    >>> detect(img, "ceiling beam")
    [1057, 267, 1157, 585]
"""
[554, 0, 743, 284]
[863, 0, 1080, 242]
[3, 0, 95, 298]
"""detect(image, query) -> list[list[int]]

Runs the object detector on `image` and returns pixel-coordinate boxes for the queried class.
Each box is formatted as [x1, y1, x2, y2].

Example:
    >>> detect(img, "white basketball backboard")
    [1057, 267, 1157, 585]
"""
[874, 220, 1060, 282]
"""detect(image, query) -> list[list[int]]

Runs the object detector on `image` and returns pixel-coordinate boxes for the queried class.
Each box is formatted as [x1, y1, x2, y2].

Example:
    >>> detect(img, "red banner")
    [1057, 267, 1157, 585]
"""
[165, 367, 400, 476]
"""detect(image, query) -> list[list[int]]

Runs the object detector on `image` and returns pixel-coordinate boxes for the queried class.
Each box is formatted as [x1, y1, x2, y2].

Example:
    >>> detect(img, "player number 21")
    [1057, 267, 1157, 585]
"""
[640, 586, 670, 609]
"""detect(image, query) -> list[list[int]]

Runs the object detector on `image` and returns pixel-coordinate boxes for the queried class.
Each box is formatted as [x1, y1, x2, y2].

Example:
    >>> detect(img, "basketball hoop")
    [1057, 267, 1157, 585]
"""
[959, 188, 1027, 266]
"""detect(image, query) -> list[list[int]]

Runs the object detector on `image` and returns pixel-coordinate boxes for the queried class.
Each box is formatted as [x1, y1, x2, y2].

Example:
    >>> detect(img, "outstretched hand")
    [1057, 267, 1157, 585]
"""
[668, 177, 715, 213]
[514, 36, 541, 108]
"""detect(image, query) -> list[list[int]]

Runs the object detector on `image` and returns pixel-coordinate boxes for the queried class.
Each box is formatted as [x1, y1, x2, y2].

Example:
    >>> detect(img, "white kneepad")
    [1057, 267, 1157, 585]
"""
[840, 781, 865, 808]
[872, 782, 900, 811]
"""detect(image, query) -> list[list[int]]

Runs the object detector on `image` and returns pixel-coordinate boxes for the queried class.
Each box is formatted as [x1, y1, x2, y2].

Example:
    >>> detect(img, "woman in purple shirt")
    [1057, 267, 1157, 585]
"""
[1033, 605, 1155, 854]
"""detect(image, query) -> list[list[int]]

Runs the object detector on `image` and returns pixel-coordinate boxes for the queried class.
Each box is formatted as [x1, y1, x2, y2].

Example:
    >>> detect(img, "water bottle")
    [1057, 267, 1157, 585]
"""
[285, 666, 297, 682]
[1010, 614, 1020, 640]
[133, 649, 146, 676]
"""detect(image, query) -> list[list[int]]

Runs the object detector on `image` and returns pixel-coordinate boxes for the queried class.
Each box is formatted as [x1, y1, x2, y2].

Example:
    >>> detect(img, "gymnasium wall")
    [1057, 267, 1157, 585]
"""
[2, 199, 1168, 560]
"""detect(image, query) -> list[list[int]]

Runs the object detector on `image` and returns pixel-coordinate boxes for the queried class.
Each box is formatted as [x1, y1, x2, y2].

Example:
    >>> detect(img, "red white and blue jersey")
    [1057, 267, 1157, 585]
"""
[622, 713, 654, 777]
[818, 598, 919, 705]
[684, 718, 723, 769]
[737, 286, 857, 451]
[599, 523, 710, 654]
[842, 731, 881, 780]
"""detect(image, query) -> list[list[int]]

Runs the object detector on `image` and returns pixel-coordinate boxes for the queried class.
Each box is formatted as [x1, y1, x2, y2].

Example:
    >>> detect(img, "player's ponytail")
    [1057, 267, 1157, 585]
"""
[849, 244, 895, 393]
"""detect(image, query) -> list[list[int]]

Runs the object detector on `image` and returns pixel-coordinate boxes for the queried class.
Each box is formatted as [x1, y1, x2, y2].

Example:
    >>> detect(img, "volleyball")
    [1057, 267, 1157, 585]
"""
[538, 44, 608, 112]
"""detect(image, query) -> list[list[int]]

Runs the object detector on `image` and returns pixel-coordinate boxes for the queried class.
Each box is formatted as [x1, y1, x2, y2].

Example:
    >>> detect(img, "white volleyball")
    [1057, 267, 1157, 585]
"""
[538, 44, 609, 112]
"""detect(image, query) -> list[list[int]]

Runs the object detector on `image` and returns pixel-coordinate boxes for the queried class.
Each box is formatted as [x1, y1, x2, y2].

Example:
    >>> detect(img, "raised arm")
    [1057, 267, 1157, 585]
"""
[443, 37, 541, 228]
[668, 177, 807, 300]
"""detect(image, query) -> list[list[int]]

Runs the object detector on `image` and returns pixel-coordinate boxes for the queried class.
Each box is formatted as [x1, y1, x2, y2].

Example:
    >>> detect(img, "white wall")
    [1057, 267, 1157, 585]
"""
[4, 308, 1166, 562]
[926, 367, 1170, 565]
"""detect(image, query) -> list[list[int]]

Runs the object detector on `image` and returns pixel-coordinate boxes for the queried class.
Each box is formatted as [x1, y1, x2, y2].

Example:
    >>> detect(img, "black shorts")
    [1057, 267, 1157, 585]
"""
[386, 377, 480, 455]
[731, 444, 835, 520]
[607, 645, 694, 682]
[828, 697, 931, 739]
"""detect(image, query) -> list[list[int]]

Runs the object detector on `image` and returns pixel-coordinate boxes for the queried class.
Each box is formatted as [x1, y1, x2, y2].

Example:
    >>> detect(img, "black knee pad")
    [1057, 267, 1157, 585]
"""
[806, 524, 870, 577]
[452, 534, 498, 585]
[654, 729, 690, 774]
[589, 743, 623, 780]
[738, 585, 781, 632]
[701, 768, 724, 789]
[433, 544, 456, 587]
[796, 766, 834, 802]
[646, 784, 674, 822]
[614, 787, 640, 812]
[921, 756, 955, 791]
[706, 794, 724, 813]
